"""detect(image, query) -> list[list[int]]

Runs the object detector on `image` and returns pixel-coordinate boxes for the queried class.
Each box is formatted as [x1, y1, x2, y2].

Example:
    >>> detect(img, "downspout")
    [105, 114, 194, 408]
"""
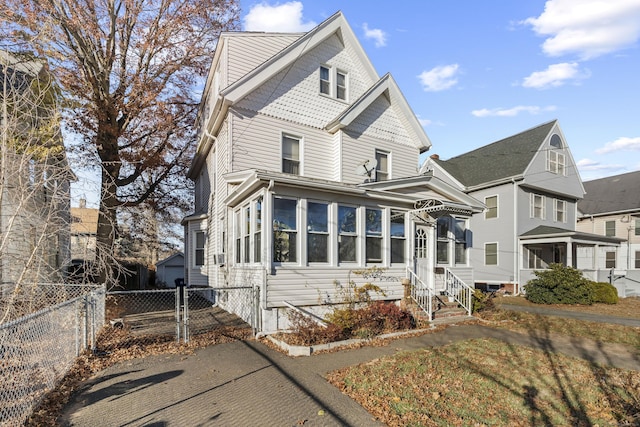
[513, 178, 520, 295]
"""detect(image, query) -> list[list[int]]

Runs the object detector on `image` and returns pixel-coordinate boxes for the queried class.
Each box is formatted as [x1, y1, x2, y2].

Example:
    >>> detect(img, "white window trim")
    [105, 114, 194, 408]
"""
[281, 132, 303, 175]
[319, 64, 348, 102]
[530, 193, 546, 219]
[554, 199, 567, 223]
[375, 149, 390, 182]
[194, 230, 206, 268]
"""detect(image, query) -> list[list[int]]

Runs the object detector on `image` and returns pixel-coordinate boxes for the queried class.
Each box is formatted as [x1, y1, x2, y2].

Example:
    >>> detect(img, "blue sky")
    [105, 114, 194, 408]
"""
[72, 0, 640, 207]
[240, 0, 640, 181]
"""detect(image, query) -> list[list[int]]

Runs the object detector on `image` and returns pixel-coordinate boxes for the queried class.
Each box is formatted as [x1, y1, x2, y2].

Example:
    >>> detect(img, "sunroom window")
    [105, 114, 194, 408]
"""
[273, 198, 297, 263]
[307, 202, 328, 263]
[366, 208, 382, 263]
[338, 205, 357, 263]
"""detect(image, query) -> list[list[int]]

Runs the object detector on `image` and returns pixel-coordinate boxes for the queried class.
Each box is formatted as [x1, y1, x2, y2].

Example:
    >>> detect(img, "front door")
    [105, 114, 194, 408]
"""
[414, 225, 434, 290]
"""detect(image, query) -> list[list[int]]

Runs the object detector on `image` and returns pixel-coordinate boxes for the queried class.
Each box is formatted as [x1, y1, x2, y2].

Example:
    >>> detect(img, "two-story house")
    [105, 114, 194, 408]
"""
[183, 12, 483, 332]
[1, 50, 73, 286]
[577, 170, 640, 297]
[422, 120, 622, 294]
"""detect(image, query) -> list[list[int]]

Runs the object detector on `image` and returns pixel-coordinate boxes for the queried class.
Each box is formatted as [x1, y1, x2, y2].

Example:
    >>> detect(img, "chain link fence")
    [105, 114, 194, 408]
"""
[0, 284, 104, 426]
[0, 284, 255, 425]
[97, 286, 256, 352]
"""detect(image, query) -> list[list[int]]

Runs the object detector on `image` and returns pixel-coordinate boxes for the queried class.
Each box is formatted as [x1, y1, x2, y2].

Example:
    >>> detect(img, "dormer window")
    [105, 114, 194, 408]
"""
[548, 150, 566, 175]
[319, 65, 348, 101]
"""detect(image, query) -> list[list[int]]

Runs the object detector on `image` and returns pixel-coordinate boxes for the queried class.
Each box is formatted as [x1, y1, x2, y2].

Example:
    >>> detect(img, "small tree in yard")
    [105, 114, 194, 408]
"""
[524, 263, 594, 305]
[1, 0, 240, 286]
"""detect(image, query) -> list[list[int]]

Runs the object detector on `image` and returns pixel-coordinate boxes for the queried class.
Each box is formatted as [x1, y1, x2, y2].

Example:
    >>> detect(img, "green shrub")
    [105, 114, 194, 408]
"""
[472, 289, 495, 313]
[524, 263, 593, 305]
[589, 281, 619, 304]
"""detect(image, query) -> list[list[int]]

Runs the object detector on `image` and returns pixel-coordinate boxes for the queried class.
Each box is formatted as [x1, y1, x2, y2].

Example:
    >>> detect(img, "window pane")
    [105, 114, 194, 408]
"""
[196, 249, 204, 266]
[485, 196, 497, 219]
[390, 211, 404, 237]
[339, 235, 356, 262]
[320, 66, 330, 95]
[391, 238, 404, 264]
[605, 221, 615, 237]
[244, 235, 250, 263]
[308, 202, 328, 232]
[375, 151, 388, 181]
[366, 209, 382, 235]
[273, 198, 297, 263]
[195, 231, 205, 266]
[635, 219, 640, 236]
[338, 206, 356, 233]
[274, 198, 297, 230]
[274, 231, 296, 262]
[437, 218, 449, 238]
[605, 251, 616, 269]
[308, 234, 328, 262]
[336, 71, 346, 100]
[254, 232, 261, 263]
[454, 219, 466, 241]
[485, 243, 497, 265]
[256, 198, 262, 231]
[437, 241, 448, 264]
[282, 135, 299, 159]
[635, 251, 640, 269]
[366, 237, 382, 263]
[455, 242, 466, 264]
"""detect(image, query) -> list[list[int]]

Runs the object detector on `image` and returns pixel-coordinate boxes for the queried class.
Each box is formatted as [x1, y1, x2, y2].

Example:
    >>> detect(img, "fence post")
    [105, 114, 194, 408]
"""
[175, 285, 181, 342]
[183, 285, 189, 343]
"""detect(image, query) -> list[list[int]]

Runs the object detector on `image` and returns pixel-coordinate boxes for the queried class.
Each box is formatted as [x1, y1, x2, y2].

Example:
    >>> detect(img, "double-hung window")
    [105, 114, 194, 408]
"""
[554, 199, 566, 223]
[273, 198, 298, 263]
[454, 218, 467, 265]
[390, 210, 405, 264]
[282, 134, 300, 175]
[485, 195, 497, 219]
[243, 206, 251, 263]
[531, 194, 545, 219]
[307, 202, 328, 263]
[366, 208, 382, 263]
[605, 251, 616, 269]
[375, 150, 389, 181]
[485, 243, 498, 265]
[254, 198, 262, 263]
[235, 210, 241, 263]
[605, 220, 616, 237]
[195, 231, 206, 267]
[436, 218, 449, 264]
[319, 65, 348, 101]
[338, 205, 357, 263]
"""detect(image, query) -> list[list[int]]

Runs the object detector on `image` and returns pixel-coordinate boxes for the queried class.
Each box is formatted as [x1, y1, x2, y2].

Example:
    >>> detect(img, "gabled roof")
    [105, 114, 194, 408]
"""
[432, 120, 557, 188]
[578, 170, 640, 215]
[325, 73, 431, 152]
[221, 11, 378, 104]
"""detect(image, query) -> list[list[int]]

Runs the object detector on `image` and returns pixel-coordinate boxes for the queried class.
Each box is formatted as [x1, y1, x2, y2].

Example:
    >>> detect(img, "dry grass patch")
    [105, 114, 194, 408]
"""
[328, 338, 640, 427]
[495, 295, 640, 319]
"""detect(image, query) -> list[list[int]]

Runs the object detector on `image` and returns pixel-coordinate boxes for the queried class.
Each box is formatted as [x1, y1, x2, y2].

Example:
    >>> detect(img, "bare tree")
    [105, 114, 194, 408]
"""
[1, 0, 239, 286]
[0, 49, 76, 322]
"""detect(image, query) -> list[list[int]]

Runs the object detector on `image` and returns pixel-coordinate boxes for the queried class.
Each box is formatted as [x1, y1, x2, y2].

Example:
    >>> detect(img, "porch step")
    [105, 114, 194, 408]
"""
[403, 298, 471, 326]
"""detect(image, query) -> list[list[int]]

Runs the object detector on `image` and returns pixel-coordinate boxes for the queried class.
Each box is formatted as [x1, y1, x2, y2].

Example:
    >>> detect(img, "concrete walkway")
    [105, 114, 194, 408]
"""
[59, 311, 640, 426]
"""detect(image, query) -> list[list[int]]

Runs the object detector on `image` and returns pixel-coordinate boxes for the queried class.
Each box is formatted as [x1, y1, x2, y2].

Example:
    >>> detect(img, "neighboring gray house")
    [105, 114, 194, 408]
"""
[183, 12, 482, 332]
[577, 170, 640, 296]
[422, 120, 622, 294]
[0, 50, 73, 285]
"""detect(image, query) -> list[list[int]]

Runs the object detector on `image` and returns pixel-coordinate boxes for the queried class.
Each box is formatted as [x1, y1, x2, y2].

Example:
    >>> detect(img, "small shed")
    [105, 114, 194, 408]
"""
[155, 252, 184, 288]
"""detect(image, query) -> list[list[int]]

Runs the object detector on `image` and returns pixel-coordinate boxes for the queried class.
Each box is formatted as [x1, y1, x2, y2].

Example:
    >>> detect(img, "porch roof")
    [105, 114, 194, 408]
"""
[520, 225, 625, 245]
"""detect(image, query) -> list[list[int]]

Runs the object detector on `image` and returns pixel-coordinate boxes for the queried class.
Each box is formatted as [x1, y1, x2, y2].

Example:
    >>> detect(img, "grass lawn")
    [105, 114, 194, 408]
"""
[327, 297, 640, 426]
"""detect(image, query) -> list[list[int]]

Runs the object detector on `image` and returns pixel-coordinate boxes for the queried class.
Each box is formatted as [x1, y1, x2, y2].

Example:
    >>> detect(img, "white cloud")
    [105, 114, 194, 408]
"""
[362, 23, 387, 47]
[471, 105, 557, 117]
[417, 64, 459, 92]
[522, 62, 589, 89]
[523, 0, 640, 59]
[244, 1, 317, 32]
[596, 136, 640, 154]
[416, 115, 432, 127]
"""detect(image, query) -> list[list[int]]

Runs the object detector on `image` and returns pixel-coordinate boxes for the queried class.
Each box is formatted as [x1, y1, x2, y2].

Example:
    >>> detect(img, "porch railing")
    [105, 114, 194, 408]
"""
[406, 267, 433, 320]
[445, 268, 473, 316]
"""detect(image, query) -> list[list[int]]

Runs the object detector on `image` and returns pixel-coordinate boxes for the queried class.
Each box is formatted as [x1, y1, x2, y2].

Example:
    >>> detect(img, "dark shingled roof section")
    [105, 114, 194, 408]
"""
[434, 120, 556, 187]
[521, 225, 625, 243]
[578, 170, 640, 215]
